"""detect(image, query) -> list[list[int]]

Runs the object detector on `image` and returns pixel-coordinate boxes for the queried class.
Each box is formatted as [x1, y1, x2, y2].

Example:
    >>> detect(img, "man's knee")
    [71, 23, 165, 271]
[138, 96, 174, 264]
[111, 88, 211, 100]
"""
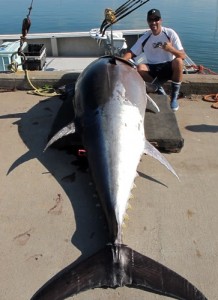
[137, 63, 149, 72]
[172, 58, 183, 72]
[136, 64, 153, 82]
[171, 58, 184, 82]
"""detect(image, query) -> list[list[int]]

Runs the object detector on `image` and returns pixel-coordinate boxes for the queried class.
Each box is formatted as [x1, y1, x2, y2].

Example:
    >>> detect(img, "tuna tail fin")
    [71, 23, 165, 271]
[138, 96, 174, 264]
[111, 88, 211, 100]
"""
[44, 122, 76, 152]
[144, 139, 180, 180]
[31, 244, 207, 300]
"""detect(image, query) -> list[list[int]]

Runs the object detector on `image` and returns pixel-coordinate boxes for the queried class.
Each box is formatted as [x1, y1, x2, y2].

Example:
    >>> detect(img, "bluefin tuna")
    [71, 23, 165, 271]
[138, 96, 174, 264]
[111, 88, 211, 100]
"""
[31, 56, 207, 300]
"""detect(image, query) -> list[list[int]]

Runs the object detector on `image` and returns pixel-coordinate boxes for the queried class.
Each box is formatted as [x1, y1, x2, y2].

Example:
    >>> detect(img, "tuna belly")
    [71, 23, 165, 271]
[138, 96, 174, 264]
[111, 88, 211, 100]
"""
[102, 98, 145, 228]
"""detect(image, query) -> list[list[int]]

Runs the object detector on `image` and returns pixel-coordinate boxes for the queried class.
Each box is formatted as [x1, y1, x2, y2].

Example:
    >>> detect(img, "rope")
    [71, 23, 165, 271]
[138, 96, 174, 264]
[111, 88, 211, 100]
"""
[187, 65, 218, 109]
[202, 94, 218, 102]
[25, 69, 59, 97]
[18, 0, 34, 53]
[7, 1, 57, 97]
[27, 0, 34, 18]
[185, 64, 218, 75]
[8, 51, 26, 73]
[9, 61, 19, 72]
[8, 55, 58, 97]
[211, 102, 218, 109]
[202, 94, 218, 109]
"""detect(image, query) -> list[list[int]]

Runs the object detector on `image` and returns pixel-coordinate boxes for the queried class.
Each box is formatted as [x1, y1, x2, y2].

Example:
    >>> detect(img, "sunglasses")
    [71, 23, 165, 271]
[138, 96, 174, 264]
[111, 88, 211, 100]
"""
[148, 17, 160, 22]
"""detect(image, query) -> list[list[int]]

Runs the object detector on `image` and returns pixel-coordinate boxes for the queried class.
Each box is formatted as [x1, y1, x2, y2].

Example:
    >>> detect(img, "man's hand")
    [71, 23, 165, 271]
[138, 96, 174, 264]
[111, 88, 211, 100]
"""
[162, 41, 173, 52]
[162, 41, 186, 59]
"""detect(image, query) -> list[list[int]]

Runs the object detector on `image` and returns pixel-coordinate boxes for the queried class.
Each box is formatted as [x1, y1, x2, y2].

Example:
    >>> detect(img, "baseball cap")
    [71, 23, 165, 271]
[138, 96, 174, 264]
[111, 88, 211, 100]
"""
[147, 9, 161, 20]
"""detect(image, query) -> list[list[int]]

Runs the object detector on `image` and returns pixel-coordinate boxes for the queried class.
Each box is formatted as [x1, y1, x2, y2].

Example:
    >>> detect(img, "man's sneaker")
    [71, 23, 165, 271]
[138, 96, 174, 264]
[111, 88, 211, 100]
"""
[170, 99, 179, 111]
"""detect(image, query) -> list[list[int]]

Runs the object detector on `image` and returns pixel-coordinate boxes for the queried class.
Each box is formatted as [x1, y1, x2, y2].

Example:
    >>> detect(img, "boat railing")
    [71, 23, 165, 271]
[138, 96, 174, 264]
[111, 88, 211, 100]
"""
[90, 28, 127, 56]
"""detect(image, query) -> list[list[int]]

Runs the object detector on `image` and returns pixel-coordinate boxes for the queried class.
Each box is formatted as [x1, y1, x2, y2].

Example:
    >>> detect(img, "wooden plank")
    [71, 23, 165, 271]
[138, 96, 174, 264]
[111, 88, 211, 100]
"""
[145, 94, 184, 153]
[48, 93, 184, 153]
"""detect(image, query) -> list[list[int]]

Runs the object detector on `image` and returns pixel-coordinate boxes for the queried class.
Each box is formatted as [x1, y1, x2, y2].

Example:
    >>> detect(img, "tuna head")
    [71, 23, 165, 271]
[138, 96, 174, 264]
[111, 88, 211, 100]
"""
[74, 56, 148, 244]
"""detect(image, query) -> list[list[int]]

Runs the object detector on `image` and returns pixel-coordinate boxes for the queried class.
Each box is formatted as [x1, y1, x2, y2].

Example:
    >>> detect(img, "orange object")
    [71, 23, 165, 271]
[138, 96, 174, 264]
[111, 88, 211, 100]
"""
[202, 94, 218, 102]
[211, 102, 218, 109]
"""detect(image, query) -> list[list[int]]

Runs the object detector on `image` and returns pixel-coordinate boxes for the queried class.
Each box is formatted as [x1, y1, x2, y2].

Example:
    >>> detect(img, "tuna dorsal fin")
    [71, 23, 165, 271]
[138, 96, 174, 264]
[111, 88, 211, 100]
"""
[44, 122, 76, 152]
[144, 140, 179, 180]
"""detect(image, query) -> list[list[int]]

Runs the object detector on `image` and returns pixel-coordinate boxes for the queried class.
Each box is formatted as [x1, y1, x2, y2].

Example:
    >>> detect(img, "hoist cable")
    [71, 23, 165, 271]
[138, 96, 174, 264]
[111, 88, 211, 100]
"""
[100, 0, 150, 35]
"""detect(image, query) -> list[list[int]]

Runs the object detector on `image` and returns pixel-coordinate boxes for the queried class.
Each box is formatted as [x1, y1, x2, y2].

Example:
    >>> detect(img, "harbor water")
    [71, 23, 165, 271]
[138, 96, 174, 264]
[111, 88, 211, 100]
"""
[0, 0, 218, 72]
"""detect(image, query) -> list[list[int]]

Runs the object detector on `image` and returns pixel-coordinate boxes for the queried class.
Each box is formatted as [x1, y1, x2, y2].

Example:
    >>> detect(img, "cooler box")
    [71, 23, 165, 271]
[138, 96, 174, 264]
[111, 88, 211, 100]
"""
[23, 44, 46, 70]
[0, 40, 25, 71]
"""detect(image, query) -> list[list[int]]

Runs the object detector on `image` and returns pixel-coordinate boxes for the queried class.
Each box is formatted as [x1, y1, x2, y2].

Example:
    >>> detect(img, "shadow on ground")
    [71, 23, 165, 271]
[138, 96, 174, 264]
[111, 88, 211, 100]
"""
[3, 94, 108, 258]
[186, 124, 218, 133]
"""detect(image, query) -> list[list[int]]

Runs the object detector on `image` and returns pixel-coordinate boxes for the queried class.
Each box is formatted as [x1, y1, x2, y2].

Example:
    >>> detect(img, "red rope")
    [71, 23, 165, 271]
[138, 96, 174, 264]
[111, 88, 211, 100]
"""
[186, 64, 218, 75]
[202, 94, 218, 102]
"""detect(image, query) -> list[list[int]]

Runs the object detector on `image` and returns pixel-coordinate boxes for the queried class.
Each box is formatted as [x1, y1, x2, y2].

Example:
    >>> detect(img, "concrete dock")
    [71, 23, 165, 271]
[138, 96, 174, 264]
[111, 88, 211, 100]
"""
[1, 57, 218, 95]
[0, 88, 218, 299]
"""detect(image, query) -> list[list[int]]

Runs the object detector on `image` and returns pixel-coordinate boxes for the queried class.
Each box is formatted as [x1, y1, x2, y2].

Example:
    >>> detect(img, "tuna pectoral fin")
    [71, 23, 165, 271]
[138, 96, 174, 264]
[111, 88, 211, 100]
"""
[144, 139, 179, 180]
[31, 244, 207, 300]
[146, 93, 160, 112]
[44, 122, 76, 151]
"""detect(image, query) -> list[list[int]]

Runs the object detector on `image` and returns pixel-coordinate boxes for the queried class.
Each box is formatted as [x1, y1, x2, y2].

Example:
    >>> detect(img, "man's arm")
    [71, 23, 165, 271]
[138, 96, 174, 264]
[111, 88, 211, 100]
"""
[122, 50, 136, 60]
[162, 42, 186, 60]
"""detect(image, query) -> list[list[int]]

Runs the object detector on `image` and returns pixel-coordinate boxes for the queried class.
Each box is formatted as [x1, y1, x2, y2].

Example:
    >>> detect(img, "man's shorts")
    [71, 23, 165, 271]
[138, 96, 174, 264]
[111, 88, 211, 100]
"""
[147, 61, 173, 82]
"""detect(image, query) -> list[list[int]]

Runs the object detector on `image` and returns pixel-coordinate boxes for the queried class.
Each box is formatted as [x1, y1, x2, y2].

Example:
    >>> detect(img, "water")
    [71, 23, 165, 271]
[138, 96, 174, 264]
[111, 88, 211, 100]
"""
[1, 0, 218, 72]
